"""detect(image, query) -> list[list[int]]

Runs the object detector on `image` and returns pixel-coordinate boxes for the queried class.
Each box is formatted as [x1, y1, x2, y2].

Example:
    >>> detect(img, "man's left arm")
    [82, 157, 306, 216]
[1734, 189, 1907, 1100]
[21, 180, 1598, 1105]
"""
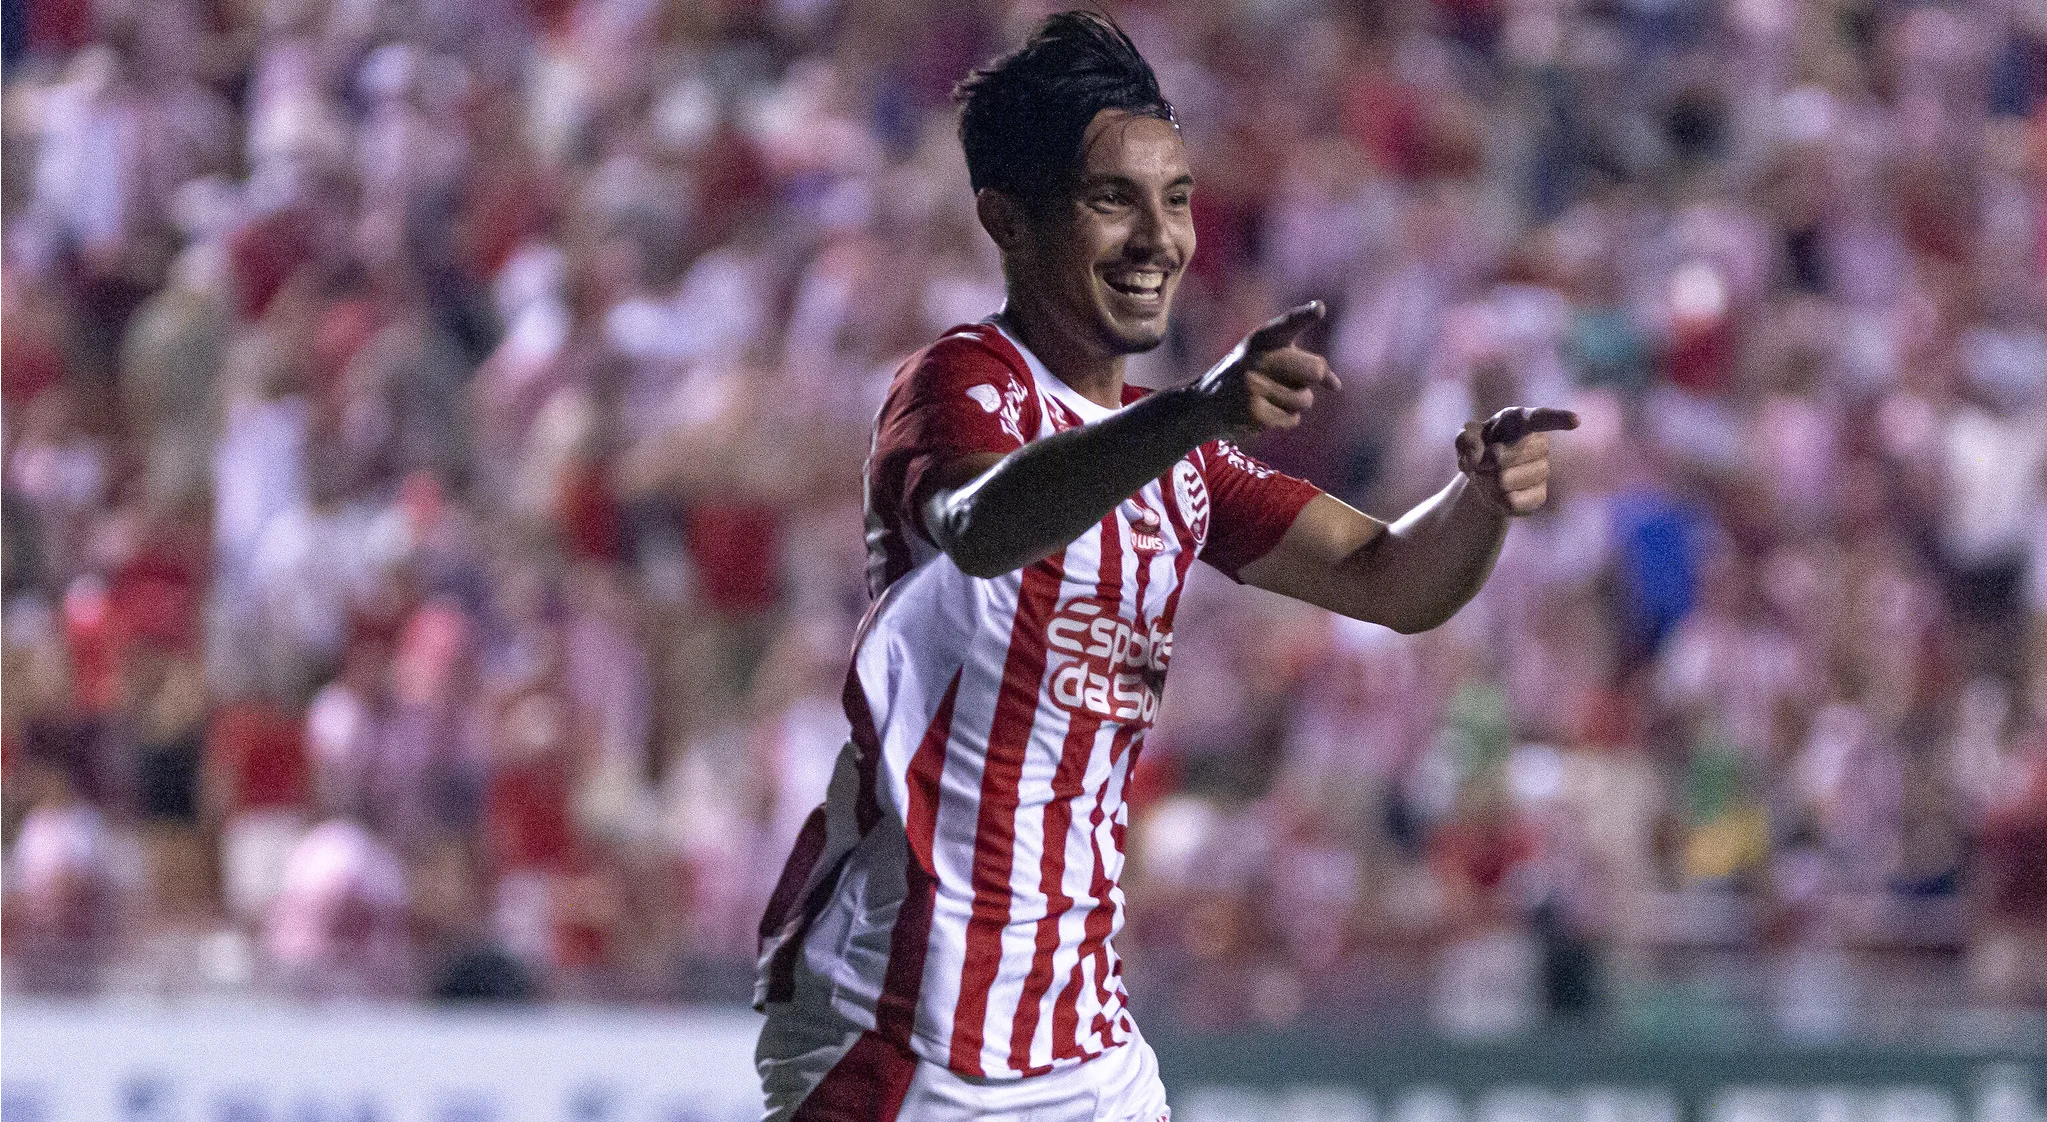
[1237, 407, 1578, 634]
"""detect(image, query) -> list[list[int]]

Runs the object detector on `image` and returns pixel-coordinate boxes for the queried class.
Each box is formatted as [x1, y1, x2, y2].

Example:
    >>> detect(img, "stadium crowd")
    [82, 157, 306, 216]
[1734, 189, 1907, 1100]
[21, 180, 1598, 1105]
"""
[3, 0, 2046, 1036]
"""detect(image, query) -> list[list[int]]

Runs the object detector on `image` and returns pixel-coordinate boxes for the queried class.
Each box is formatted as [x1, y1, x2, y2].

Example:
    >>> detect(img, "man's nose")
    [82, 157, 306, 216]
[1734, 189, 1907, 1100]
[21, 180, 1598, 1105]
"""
[1125, 198, 1170, 259]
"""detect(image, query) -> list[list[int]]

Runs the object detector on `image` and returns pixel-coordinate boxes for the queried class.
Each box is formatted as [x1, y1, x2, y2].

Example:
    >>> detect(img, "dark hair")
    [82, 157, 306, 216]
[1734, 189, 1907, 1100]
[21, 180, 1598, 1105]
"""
[954, 10, 1175, 211]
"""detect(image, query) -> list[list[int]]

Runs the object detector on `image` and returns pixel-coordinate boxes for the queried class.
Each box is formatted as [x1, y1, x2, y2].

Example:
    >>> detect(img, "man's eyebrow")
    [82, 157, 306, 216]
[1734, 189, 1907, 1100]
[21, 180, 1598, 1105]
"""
[1076, 173, 1198, 191]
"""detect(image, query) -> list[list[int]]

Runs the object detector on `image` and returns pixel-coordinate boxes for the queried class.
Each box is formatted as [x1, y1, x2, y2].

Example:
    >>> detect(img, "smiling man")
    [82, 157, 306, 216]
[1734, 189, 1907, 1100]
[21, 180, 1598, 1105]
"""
[753, 12, 1575, 1121]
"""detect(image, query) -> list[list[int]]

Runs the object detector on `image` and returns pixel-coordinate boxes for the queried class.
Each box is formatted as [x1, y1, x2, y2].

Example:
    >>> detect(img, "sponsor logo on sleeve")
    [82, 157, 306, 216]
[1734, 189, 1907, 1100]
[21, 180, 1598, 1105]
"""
[1217, 440, 1275, 479]
[1170, 461, 1209, 546]
[964, 379, 1031, 442]
[997, 379, 1030, 442]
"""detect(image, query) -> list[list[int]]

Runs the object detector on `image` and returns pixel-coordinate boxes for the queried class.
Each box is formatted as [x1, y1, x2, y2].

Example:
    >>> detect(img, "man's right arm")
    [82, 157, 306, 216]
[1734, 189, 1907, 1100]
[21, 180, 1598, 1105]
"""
[922, 303, 1337, 578]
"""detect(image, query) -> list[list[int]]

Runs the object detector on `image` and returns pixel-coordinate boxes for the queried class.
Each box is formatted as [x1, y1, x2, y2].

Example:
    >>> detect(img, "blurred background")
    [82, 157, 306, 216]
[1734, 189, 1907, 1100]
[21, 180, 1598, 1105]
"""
[3, 0, 2047, 1114]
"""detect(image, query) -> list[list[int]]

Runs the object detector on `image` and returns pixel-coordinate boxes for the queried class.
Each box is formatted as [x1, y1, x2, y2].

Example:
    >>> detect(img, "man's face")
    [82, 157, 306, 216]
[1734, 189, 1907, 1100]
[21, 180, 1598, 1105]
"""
[1019, 109, 1196, 357]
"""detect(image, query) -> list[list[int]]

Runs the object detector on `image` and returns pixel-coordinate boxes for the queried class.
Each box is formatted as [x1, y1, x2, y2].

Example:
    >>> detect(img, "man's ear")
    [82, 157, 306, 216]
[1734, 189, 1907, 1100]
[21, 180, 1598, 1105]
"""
[975, 189, 1029, 257]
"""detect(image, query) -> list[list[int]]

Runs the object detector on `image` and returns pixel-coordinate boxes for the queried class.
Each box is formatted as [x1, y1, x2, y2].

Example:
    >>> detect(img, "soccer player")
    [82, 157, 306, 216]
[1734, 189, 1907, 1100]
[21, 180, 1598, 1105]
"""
[754, 12, 1575, 1121]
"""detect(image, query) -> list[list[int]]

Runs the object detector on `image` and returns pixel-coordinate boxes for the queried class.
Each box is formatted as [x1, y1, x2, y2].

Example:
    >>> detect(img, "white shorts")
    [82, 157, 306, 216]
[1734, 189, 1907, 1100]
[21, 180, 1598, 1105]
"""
[756, 1006, 1170, 1122]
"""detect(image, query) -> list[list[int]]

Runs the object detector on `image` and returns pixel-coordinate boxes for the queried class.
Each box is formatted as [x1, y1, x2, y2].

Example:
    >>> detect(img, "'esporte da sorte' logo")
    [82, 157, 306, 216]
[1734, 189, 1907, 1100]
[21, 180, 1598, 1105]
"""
[1045, 596, 1170, 727]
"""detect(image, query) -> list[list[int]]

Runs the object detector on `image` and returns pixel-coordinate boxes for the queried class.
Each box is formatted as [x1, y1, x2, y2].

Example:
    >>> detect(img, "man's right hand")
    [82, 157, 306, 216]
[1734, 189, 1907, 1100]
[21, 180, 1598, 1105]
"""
[1187, 300, 1341, 439]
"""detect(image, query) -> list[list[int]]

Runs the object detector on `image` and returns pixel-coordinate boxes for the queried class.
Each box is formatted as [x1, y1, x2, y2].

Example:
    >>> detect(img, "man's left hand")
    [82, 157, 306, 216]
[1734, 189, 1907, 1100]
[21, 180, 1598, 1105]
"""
[1455, 406, 1579, 516]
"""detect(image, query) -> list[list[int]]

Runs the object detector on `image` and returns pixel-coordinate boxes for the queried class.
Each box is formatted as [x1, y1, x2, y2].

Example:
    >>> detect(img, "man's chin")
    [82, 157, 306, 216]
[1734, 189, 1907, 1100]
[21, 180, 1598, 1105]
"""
[1100, 316, 1169, 355]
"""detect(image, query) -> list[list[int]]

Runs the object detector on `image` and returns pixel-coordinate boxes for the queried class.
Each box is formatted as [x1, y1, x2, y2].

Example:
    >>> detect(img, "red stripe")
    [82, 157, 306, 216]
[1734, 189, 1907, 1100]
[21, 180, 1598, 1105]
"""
[1006, 519, 1122, 1073]
[842, 583, 904, 834]
[761, 805, 837, 1003]
[1116, 482, 1202, 850]
[773, 582, 917, 1006]
[1157, 472, 1201, 613]
[1051, 531, 1156, 1061]
[763, 846, 858, 1004]
[1005, 714, 1098, 1075]
[1113, 507, 1203, 1044]
[1055, 498, 1196, 1059]
[790, 1031, 917, 1122]
[1118, 500, 1201, 863]
[869, 432, 916, 597]
[760, 807, 829, 946]
[1106, 503, 1203, 1044]
[947, 552, 1067, 1075]
[1050, 723, 1136, 1061]
[844, 670, 885, 835]
[1102, 726, 1145, 1042]
[874, 669, 963, 1046]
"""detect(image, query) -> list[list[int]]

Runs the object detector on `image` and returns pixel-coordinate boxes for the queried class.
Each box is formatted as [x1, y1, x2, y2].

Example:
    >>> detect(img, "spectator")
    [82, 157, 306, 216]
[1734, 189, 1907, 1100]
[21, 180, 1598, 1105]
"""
[4, 765, 126, 995]
[264, 818, 414, 1000]
[3, 0, 2045, 1034]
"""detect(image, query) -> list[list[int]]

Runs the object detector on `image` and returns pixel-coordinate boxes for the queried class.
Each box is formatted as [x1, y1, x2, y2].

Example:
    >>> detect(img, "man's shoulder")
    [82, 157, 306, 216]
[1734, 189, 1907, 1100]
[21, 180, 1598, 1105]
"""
[870, 323, 1043, 458]
[877, 324, 1040, 445]
[895, 322, 1031, 391]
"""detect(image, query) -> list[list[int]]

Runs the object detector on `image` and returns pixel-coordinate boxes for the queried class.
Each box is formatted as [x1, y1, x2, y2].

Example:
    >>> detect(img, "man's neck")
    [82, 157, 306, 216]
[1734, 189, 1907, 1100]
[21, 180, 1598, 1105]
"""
[997, 301, 1125, 410]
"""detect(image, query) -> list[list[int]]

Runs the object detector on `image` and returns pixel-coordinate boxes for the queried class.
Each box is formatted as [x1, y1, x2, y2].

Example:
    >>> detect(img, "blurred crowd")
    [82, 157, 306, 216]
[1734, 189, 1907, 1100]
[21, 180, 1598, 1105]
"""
[3, 0, 2046, 1037]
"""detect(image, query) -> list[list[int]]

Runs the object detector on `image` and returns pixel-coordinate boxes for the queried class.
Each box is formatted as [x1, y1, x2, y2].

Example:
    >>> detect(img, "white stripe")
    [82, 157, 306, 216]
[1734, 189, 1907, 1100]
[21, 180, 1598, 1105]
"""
[978, 517, 1103, 1072]
[1041, 717, 1117, 1068]
[918, 565, 1025, 1054]
[942, 324, 1061, 1075]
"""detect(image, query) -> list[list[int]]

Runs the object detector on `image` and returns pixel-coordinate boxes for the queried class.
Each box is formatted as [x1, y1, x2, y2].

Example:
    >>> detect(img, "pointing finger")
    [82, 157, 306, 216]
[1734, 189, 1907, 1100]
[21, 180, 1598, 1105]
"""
[1259, 349, 1339, 391]
[1520, 407, 1580, 434]
[1481, 406, 1580, 447]
[1244, 300, 1327, 355]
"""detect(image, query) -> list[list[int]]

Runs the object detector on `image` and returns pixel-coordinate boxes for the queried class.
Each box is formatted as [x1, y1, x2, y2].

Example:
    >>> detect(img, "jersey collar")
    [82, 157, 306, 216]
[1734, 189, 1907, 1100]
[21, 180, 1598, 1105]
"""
[988, 317, 1119, 423]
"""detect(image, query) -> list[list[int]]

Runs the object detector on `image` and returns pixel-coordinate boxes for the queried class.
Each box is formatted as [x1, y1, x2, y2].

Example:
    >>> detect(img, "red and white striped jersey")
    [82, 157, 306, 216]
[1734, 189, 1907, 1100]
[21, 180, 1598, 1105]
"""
[756, 320, 1320, 1079]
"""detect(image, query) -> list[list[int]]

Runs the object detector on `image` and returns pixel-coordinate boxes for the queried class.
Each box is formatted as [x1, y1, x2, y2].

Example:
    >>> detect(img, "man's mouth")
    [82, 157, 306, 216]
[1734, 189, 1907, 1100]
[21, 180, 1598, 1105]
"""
[1103, 267, 1168, 300]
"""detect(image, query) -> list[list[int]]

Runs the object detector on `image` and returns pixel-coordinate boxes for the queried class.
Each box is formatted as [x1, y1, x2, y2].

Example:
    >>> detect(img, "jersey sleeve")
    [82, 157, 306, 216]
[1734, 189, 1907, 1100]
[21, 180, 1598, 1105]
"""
[869, 332, 1038, 544]
[1197, 439, 1322, 582]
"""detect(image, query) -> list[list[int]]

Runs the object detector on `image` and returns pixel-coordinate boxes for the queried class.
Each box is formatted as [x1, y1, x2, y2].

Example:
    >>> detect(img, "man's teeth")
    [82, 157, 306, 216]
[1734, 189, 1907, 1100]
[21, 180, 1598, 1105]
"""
[1109, 271, 1165, 294]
